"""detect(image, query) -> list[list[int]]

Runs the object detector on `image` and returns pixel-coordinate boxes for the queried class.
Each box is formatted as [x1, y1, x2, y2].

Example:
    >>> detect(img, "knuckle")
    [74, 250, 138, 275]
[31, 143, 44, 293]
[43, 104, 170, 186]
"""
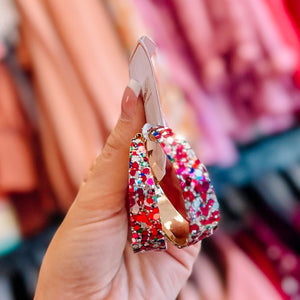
[102, 128, 127, 160]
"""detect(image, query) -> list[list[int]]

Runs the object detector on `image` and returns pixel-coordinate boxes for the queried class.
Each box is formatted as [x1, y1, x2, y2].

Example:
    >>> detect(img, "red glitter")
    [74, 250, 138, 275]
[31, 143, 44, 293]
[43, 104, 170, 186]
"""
[147, 198, 154, 204]
[151, 228, 158, 235]
[129, 127, 219, 253]
[143, 168, 150, 174]
[190, 224, 199, 232]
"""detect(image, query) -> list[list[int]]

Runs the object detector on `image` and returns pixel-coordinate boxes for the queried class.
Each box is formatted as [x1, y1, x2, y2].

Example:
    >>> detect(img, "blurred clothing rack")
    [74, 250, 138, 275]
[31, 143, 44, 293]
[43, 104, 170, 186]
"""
[1, 0, 300, 299]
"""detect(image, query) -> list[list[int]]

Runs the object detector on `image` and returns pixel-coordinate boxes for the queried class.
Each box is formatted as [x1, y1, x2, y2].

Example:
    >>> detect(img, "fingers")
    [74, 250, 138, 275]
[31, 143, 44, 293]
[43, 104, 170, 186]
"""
[74, 86, 145, 219]
[34, 87, 146, 298]
[125, 243, 201, 299]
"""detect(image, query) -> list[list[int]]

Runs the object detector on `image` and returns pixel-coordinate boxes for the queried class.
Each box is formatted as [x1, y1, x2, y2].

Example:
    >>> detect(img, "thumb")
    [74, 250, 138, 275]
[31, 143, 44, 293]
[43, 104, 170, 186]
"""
[34, 87, 146, 298]
[74, 86, 145, 219]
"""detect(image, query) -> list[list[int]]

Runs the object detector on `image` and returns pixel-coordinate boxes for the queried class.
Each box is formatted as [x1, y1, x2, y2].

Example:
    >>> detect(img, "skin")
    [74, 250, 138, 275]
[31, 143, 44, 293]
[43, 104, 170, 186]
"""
[34, 87, 201, 300]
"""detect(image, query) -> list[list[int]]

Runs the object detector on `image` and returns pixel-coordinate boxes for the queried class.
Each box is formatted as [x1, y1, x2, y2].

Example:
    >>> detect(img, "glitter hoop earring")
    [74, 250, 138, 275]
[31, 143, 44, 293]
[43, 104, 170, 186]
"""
[128, 125, 220, 253]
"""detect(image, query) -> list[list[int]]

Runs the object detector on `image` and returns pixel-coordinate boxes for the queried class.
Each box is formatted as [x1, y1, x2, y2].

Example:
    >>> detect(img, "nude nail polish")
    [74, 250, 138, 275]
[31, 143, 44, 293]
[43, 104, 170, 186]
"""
[121, 81, 141, 120]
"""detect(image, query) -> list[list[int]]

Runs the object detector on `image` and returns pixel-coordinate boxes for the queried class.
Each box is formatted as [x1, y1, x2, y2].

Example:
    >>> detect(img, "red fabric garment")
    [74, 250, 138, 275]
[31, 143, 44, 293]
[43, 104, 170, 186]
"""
[284, 0, 300, 37]
[265, 0, 300, 88]
[11, 192, 48, 237]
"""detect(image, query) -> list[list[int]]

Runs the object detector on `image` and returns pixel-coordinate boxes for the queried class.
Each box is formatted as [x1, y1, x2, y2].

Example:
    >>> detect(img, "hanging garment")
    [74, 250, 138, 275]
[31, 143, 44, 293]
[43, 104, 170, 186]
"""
[217, 234, 283, 300]
[179, 234, 283, 300]
[0, 63, 37, 194]
[136, 0, 300, 165]
[135, 0, 238, 166]
[172, 0, 226, 88]
[42, 0, 128, 130]
[0, 59, 56, 235]
[15, 0, 129, 209]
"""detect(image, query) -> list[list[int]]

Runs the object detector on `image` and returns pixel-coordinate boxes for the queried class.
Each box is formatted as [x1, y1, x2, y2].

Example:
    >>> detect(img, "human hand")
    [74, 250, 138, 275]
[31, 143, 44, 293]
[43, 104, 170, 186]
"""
[34, 87, 201, 300]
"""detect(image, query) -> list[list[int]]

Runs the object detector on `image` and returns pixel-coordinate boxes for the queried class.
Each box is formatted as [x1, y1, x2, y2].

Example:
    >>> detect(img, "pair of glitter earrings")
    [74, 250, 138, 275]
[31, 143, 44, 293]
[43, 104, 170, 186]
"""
[128, 37, 219, 253]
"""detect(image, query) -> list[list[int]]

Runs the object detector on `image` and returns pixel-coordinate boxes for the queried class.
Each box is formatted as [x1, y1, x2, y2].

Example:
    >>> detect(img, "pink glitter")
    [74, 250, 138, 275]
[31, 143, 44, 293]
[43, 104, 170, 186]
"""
[147, 178, 154, 185]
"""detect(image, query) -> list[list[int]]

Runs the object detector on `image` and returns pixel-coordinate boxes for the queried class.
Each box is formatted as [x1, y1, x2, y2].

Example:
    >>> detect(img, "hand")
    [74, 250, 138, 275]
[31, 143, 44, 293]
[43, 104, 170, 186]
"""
[34, 87, 201, 300]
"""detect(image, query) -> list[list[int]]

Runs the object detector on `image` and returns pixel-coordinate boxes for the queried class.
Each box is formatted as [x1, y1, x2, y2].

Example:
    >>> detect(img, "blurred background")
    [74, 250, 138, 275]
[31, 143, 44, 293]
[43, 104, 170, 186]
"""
[1, 0, 300, 299]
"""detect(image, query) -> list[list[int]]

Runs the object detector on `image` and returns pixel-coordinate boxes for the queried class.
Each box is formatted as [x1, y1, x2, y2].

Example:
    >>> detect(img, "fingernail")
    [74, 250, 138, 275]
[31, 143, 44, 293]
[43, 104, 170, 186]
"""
[121, 80, 141, 120]
[128, 78, 142, 97]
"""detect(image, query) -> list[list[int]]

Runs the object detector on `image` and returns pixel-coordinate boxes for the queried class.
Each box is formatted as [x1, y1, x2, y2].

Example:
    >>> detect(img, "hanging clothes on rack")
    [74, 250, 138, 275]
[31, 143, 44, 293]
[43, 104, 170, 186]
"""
[14, 0, 129, 210]
[136, 0, 300, 166]
[135, 0, 238, 166]
[0, 64, 36, 193]
[1, 0, 300, 299]
[178, 233, 284, 300]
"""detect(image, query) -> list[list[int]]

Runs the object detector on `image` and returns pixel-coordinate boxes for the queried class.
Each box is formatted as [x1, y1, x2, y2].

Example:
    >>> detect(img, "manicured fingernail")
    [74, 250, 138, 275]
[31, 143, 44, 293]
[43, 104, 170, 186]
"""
[121, 86, 139, 120]
[128, 78, 142, 97]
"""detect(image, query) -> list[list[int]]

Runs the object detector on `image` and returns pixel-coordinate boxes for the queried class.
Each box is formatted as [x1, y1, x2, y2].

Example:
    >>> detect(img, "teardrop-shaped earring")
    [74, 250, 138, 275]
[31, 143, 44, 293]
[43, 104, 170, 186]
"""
[128, 125, 220, 253]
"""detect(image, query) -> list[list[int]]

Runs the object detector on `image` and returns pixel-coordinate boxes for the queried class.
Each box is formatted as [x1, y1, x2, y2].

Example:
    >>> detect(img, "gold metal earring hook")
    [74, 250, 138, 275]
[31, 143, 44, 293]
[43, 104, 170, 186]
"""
[157, 194, 189, 247]
[141, 124, 190, 247]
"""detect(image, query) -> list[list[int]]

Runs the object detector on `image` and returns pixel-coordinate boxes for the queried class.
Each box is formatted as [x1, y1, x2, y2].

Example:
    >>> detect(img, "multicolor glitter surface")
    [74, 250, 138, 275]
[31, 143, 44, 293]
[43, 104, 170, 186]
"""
[150, 127, 220, 245]
[129, 134, 166, 252]
[128, 127, 220, 253]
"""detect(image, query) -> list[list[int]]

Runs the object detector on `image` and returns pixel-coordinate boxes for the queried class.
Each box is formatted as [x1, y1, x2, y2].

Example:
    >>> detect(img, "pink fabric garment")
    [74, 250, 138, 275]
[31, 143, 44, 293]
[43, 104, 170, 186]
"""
[137, 0, 300, 164]
[204, 0, 233, 56]
[235, 232, 290, 300]
[208, 93, 239, 138]
[242, 0, 297, 76]
[229, 79, 295, 143]
[135, 0, 238, 166]
[245, 0, 299, 118]
[171, 0, 240, 141]
[265, 0, 300, 65]
[255, 78, 294, 115]
[218, 0, 263, 75]
[172, 0, 225, 88]
[208, 0, 298, 138]
[179, 234, 283, 299]
[223, 0, 297, 134]
[216, 235, 283, 300]
[251, 218, 300, 297]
